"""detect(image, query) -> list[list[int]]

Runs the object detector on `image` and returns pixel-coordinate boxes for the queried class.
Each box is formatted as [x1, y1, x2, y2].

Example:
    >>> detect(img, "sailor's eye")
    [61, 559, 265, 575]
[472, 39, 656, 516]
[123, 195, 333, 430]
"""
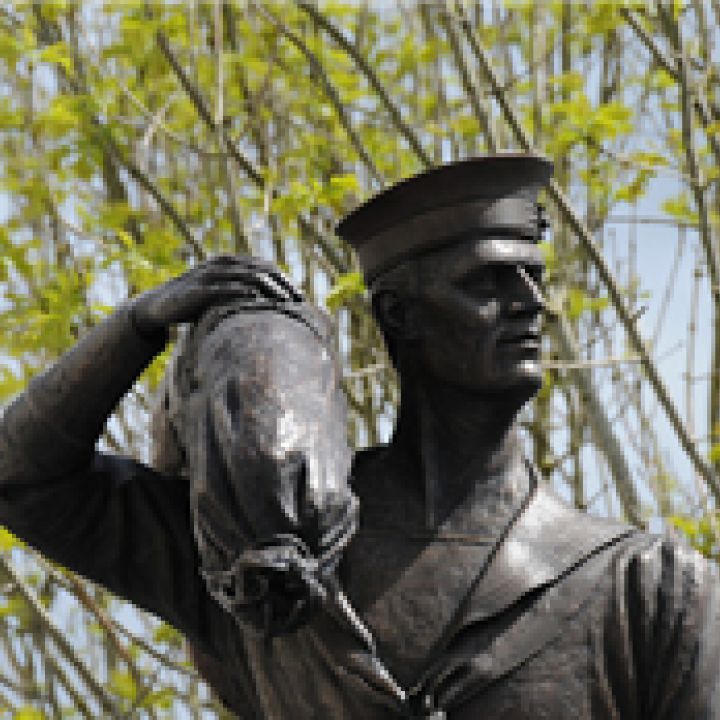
[457, 265, 506, 294]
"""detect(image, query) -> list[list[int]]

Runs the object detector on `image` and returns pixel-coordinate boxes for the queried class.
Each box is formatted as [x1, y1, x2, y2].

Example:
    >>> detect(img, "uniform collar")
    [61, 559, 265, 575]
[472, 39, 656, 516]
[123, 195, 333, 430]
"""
[411, 481, 636, 713]
[461, 480, 633, 625]
[316, 478, 636, 717]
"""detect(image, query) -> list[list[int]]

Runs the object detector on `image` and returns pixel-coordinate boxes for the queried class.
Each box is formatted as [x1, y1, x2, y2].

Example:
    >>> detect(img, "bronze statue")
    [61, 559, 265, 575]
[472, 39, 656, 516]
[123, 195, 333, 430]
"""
[1, 155, 719, 719]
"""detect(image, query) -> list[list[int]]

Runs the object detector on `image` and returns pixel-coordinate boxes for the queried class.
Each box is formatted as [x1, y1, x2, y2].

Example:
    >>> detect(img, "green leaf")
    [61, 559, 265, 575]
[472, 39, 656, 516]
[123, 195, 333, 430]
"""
[669, 512, 720, 559]
[547, 71, 585, 94]
[629, 150, 668, 167]
[614, 168, 653, 203]
[669, 515, 700, 540]
[587, 296, 610, 313]
[450, 115, 481, 137]
[100, 201, 133, 231]
[153, 621, 183, 646]
[650, 68, 676, 91]
[38, 96, 81, 137]
[37, 41, 73, 72]
[140, 686, 175, 710]
[0, 527, 19, 551]
[0, 33, 21, 66]
[328, 174, 359, 195]
[110, 669, 137, 702]
[326, 271, 366, 312]
[584, 3, 620, 34]
[709, 443, 720, 464]
[567, 287, 586, 320]
[566, 288, 608, 319]
[538, 241, 556, 272]
[589, 102, 632, 139]
[14, 708, 44, 720]
[661, 193, 698, 224]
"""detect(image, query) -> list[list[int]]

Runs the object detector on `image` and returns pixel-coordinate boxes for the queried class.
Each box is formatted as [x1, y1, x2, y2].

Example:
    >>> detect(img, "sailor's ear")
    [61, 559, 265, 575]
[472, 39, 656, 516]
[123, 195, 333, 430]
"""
[373, 290, 421, 342]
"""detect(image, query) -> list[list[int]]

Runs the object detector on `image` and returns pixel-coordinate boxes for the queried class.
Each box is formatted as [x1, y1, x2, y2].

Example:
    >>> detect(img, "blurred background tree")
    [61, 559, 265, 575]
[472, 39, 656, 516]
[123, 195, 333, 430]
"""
[1, 0, 720, 716]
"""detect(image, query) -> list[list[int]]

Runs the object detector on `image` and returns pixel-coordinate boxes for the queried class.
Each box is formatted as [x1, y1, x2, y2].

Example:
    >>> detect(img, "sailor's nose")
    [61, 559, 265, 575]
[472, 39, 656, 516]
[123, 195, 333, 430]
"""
[511, 264, 549, 317]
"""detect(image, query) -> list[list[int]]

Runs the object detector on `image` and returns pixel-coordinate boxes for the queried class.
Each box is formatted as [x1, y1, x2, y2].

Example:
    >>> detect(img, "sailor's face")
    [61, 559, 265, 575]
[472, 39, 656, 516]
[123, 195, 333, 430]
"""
[414, 237, 545, 394]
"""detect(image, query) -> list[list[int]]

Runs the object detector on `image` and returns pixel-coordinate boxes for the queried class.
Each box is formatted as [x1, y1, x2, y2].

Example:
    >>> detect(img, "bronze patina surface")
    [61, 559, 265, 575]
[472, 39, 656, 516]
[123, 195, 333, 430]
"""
[1, 157, 719, 718]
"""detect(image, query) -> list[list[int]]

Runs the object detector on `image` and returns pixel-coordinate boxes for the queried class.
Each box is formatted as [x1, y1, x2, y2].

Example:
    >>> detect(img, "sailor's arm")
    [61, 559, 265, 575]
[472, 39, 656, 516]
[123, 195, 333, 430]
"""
[0, 301, 167, 493]
[603, 535, 720, 718]
[0, 256, 299, 634]
[0, 295, 199, 631]
[0, 255, 298, 489]
[641, 539, 720, 718]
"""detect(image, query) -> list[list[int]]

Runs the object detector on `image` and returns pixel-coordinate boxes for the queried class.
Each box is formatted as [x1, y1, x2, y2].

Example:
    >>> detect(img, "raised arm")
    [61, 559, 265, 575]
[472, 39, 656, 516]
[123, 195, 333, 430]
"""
[0, 255, 299, 637]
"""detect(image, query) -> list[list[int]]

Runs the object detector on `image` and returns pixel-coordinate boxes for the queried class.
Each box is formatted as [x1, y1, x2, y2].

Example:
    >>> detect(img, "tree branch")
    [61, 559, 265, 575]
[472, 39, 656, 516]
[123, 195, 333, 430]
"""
[296, 0, 433, 168]
[440, 9, 496, 153]
[450, 3, 720, 501]
[254, 3, 383, 186]
[620, 7, 720, 168]
[0, 556, 119, 716]
[156, 29, 348, 275]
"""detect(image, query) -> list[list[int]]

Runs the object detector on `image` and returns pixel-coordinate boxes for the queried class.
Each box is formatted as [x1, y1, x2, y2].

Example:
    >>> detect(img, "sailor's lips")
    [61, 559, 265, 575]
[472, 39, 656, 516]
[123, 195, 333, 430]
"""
[496, 331, 541, 351]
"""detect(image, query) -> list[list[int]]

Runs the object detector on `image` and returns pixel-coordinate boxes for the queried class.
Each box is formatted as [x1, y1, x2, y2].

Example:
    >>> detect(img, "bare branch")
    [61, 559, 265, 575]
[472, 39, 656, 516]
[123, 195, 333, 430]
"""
[0, 556, 118, 716]
[450, 3, 720, 501]
[440, 9, 496, 153]
[548, 312, 642, 525]
[156, 29, 348, 275]
[156, 30, 262, 185]
[621, 7, 720, 167]
[45, 653, 94, 720]
[254, 3, 383, 185]
[295, 0, 433, 168]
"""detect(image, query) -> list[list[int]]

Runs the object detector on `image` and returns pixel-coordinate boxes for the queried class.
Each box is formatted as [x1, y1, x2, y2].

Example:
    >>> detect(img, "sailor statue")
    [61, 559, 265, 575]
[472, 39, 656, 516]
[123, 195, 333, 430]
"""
[1, 155, 718, 718]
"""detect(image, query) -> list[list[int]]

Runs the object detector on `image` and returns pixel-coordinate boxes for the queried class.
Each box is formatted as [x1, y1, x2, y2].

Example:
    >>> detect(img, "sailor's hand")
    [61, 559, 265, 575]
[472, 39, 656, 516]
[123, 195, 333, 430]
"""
[131, 255, 302, 336]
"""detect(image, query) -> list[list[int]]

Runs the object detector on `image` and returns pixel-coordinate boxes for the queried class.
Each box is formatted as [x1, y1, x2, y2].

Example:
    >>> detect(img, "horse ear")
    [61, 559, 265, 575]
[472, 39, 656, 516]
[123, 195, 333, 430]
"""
[150, 379, 186, 476]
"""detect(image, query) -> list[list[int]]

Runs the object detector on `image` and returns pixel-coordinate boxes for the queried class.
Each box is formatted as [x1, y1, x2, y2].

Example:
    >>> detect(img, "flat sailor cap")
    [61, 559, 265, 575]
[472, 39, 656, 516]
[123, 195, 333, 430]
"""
[336, 154, 553, 281]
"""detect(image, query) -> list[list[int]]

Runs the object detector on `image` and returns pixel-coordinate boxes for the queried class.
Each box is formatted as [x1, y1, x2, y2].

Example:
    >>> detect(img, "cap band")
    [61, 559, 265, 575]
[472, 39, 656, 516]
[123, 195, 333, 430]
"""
[336, 155, 554, 281]
[358, 194, 538, 281]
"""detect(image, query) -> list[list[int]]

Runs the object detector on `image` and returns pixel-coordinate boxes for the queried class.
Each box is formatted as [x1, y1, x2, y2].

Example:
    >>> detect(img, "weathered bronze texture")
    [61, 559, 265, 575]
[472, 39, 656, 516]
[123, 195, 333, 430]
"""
[1, 157, 719, 718]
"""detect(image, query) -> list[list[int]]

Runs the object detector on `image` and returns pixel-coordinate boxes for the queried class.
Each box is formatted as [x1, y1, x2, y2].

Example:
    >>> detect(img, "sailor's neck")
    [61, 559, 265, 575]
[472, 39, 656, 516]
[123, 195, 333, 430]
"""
[394, 369, 529, 467]
[387, 369, 532, 527]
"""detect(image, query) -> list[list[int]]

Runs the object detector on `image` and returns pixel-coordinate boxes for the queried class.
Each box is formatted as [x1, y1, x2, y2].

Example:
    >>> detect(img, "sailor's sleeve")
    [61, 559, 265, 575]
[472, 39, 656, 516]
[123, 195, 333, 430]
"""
[0, 452, 216, 640]
[0, 305, 215, 642]
[600, 535, 720, 718]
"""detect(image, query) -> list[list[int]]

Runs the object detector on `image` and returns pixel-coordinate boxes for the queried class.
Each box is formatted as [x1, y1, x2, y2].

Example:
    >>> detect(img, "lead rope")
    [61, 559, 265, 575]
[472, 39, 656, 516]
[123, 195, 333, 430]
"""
[320, 574, 408, 704]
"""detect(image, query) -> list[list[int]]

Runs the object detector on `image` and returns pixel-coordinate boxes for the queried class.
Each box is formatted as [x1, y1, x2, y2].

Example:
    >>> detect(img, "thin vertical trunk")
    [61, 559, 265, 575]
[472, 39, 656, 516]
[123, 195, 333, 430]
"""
[659, 6, 720, 480]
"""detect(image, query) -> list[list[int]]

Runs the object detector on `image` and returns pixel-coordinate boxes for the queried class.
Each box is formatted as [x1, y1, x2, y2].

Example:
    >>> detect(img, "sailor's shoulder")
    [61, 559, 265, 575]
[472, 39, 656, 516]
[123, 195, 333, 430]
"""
[538, 487, 714, 576]
[530, 490, 720, 621]
[530, 484, 634, 544]
[511, 483, 635, 563]
[350, 445, 387, 478]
